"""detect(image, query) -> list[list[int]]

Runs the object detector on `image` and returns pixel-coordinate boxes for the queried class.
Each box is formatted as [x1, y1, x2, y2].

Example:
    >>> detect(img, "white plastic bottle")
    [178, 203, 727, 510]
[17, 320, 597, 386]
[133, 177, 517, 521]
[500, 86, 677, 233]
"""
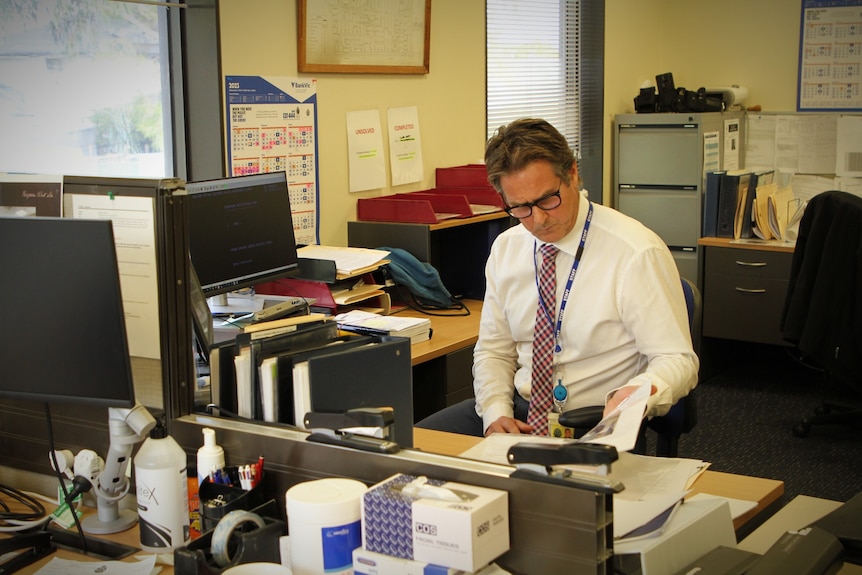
[135, 423, 190, 552]
[196, 427, 225, 486]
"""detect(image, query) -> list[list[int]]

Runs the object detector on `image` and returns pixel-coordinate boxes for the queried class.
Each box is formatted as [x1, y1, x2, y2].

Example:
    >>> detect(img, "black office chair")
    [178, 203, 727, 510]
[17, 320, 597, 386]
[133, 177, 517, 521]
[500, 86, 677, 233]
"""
[780, 190, 862, 438]
[559, 276, 699, 457]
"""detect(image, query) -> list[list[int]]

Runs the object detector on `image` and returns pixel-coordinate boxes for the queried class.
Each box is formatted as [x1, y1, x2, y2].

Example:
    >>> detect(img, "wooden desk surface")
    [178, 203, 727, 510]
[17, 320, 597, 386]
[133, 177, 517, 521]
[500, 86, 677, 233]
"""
[400, 298, 483, 365]
[413, 428, 785, 532]
[698, 236, 795, 254]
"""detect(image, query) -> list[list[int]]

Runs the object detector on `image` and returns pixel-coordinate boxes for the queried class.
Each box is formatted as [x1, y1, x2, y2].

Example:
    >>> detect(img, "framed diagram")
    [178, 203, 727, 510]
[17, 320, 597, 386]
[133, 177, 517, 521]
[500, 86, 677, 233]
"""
[298, 0, 431, 74]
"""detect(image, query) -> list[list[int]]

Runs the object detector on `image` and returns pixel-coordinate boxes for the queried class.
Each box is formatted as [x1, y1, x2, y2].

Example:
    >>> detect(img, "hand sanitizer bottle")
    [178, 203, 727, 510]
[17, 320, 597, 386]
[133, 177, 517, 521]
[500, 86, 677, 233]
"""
[196, 427, 225, 486]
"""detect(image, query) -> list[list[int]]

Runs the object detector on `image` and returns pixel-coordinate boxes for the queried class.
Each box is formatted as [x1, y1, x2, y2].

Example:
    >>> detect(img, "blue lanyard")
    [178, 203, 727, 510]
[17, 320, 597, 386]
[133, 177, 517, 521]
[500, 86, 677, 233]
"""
[534, 201, 593, 355]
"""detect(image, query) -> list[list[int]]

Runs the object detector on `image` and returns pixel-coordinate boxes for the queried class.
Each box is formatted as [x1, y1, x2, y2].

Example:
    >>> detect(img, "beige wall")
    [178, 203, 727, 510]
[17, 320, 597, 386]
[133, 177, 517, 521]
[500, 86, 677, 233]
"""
[604, 0, 802, 202]
[219, 0, 487, 247]
[220, 0, 802, 244]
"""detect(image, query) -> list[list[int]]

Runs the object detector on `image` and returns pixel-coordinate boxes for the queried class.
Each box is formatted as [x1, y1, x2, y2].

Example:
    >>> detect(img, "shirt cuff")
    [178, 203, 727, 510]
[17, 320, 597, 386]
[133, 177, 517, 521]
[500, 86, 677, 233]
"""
[480, 401, 515, 434]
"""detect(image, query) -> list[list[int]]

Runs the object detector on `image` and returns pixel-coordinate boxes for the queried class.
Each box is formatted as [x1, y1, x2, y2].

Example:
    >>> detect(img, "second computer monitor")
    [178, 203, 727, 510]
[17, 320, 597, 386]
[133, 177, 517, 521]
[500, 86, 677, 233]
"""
[186, 171, 300, 297]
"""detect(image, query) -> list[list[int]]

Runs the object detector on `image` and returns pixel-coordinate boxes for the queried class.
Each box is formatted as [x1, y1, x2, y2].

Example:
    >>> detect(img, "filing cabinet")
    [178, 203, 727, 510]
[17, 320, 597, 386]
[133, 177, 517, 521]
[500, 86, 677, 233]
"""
[614, 111, 746, 286]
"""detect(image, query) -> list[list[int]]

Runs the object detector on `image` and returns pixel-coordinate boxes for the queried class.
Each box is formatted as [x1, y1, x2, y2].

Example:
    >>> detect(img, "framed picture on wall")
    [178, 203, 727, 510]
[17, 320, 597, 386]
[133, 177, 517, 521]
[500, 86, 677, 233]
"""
[297, 0, 431, 74]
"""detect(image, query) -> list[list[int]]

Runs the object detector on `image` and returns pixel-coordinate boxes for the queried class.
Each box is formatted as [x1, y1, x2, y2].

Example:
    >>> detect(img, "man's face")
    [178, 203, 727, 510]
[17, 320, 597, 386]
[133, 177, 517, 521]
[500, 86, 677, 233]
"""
[500, 160, 580, 243]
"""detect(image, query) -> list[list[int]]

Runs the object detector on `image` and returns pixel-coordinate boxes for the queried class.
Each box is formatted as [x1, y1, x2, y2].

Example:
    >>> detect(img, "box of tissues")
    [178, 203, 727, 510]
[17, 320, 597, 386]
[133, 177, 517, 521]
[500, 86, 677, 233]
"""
[361, 474, 509, 572]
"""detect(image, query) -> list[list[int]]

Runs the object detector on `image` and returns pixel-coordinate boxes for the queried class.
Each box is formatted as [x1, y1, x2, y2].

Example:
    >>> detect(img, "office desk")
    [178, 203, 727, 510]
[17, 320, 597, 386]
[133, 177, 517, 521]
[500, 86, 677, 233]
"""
[400, 299, 483, 421]
[402, 299, 483, 366]
[7, 427, 784, 575]
[413, 428, 785, 534]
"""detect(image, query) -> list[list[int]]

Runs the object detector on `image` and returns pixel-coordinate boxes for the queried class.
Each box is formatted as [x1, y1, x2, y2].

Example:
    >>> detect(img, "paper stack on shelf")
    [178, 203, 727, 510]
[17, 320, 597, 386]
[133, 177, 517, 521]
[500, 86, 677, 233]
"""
[297, 244, 390, 280]
[335, 309, 431, 344]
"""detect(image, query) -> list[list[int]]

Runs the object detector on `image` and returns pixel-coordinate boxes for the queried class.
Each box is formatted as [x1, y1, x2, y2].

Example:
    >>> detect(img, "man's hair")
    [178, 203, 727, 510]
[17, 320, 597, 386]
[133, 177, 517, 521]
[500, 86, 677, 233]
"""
[484, 118, 576, 193]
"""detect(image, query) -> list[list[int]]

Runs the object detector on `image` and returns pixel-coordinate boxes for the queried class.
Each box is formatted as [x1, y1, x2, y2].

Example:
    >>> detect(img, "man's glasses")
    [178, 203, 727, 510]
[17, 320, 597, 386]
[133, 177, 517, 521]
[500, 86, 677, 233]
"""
[504, 182, 563, 219]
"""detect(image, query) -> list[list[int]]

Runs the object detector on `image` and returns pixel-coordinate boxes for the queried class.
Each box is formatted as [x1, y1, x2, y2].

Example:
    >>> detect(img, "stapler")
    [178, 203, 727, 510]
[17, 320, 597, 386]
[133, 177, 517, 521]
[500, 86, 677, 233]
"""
[507, 442, 624, 493]
[0, 531, 55, 574]
[305, 407, 401, 454]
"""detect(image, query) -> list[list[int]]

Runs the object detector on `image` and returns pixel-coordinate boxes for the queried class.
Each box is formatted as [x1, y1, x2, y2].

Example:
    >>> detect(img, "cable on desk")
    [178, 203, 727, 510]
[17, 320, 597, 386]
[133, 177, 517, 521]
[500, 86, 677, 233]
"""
[44, 403, 89, 554]
[388, 282, 471, 317]
[0, 484, 47, 532]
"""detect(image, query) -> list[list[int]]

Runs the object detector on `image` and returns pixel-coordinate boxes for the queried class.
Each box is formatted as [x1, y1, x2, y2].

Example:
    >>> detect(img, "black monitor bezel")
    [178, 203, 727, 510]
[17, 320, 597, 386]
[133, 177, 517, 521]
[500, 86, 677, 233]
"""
[0, 216, 136, 408]
[185, 171, 300, 297]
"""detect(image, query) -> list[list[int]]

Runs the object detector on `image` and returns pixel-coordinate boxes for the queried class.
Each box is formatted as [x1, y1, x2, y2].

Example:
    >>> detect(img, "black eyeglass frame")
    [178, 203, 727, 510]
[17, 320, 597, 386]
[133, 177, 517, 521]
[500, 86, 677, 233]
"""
[503, 180, 564, 219]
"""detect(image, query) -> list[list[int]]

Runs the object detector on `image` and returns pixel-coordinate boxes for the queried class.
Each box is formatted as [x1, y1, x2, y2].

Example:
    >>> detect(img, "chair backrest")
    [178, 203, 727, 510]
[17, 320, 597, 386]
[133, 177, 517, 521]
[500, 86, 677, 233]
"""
[681, 276, 701, 345]
[646, 277, 700, 455]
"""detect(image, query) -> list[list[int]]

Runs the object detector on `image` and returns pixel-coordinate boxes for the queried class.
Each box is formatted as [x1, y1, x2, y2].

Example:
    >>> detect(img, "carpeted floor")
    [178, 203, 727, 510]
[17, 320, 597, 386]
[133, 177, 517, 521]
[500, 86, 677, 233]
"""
[670, 341, 862, 505]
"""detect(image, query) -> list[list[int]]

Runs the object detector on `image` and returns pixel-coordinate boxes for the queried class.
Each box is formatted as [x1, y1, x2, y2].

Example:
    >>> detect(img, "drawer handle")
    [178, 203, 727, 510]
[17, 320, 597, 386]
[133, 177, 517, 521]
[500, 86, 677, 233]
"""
[735, 287, 767, 294]
[735, 260, 767, 267]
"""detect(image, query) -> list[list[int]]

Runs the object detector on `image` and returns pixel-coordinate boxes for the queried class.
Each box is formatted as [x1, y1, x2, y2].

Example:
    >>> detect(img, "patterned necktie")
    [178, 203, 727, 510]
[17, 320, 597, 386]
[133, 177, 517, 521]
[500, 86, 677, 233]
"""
[527, 243, 558, 435]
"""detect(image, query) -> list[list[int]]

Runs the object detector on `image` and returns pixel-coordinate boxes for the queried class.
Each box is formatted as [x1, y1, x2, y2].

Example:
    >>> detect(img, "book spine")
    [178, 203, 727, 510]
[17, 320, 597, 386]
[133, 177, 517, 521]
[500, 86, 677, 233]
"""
[703, 171, 725, 237]
[717, 173, 739, 238]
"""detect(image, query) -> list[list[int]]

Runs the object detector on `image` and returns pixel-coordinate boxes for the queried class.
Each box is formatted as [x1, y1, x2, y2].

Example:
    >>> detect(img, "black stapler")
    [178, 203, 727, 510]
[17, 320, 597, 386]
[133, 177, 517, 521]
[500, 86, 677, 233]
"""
[305, 407, 401, 454]
[0, 531, 55, 574]
[507, 441, 624, 493]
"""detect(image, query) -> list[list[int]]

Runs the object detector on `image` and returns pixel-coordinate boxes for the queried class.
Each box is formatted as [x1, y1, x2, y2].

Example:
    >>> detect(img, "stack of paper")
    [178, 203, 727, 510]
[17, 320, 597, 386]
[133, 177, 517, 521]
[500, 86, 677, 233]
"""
[297, 244, 390, 279]
[335, 309, 431, 344]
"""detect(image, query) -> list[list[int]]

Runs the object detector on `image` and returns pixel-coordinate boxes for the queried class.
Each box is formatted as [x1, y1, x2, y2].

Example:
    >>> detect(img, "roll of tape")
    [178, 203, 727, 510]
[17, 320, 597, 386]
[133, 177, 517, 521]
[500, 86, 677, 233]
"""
[211, 509, 266, 567]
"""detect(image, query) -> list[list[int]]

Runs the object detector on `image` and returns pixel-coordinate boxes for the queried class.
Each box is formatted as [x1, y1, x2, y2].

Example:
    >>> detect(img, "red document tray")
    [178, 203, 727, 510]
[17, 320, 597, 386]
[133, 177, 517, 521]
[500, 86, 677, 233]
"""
[435, 164, 494, 191]
[431, 186, 505, 208]
[357, 191, 473, 224]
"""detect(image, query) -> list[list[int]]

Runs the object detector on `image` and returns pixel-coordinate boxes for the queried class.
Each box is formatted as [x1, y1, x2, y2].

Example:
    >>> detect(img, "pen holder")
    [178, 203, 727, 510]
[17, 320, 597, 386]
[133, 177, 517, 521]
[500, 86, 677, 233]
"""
[199, 470, 267, 534]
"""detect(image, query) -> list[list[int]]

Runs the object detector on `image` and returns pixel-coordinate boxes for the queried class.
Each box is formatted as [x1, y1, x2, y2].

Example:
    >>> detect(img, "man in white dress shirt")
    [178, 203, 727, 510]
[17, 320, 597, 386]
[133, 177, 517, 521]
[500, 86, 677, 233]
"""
[417, 118, 698, 437]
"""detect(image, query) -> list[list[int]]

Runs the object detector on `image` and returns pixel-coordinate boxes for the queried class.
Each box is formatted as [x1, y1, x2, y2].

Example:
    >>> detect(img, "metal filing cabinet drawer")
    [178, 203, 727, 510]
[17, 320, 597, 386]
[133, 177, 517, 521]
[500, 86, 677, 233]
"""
[702, 246, 793, 346]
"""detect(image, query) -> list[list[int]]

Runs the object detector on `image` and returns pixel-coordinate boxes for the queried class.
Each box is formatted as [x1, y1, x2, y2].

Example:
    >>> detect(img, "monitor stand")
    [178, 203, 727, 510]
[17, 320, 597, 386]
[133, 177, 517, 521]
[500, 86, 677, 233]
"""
[208, 293, 228, 307]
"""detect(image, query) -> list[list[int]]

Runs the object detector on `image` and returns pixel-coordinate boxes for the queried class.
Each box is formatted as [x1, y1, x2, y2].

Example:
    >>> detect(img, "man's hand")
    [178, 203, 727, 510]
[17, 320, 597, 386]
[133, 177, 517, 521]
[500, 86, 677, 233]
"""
[485, 416, 533, 436]
[603, 384, 657, 417]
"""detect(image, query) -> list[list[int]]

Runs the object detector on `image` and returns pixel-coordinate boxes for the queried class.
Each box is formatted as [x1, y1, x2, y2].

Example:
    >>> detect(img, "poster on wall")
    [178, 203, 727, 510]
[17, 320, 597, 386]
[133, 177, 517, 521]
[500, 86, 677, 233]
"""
[225, 76, 320, 245]
[797, 0, 862, 111]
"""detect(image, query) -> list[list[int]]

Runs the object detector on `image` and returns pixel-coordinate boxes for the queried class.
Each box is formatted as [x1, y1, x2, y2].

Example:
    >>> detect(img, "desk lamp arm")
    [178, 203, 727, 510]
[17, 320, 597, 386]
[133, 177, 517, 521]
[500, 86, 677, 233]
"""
[81, 403, 156, 535]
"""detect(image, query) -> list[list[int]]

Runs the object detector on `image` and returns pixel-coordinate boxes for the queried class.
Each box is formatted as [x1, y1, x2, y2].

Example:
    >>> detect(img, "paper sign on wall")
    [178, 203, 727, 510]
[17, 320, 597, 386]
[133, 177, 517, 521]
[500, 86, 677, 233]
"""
[347, 110, 387, 192]
[387, 106, 424, 186]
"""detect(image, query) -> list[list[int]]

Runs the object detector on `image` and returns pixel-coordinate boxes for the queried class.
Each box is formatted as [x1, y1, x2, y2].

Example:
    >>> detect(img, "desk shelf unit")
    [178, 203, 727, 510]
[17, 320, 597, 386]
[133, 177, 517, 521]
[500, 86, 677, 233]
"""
[347, 211, 513, 302]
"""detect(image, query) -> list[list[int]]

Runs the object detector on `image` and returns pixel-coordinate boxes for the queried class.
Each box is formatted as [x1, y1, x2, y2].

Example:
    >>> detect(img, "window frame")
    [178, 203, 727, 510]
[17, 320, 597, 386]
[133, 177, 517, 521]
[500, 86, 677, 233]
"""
[486, 0, 604, 203]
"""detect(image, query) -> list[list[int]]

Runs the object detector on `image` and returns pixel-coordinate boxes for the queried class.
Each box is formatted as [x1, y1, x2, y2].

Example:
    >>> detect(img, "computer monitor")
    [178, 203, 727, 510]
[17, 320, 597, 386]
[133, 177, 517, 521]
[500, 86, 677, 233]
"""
[0, 216, 136, 407]
[185, 171, 300, 297]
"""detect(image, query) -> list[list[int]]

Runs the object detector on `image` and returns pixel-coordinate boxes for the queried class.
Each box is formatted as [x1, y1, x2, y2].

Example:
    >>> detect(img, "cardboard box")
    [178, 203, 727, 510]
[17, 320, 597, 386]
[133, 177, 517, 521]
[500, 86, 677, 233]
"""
[613, 497, 736, 575]
[361, 474, 509, 572]
[352, 548, 463, 575]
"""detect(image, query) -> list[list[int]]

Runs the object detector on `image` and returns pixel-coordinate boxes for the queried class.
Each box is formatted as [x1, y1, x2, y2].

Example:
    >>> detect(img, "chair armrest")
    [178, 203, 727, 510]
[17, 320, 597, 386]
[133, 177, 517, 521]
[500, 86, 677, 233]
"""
[558, 405, 604, 430]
